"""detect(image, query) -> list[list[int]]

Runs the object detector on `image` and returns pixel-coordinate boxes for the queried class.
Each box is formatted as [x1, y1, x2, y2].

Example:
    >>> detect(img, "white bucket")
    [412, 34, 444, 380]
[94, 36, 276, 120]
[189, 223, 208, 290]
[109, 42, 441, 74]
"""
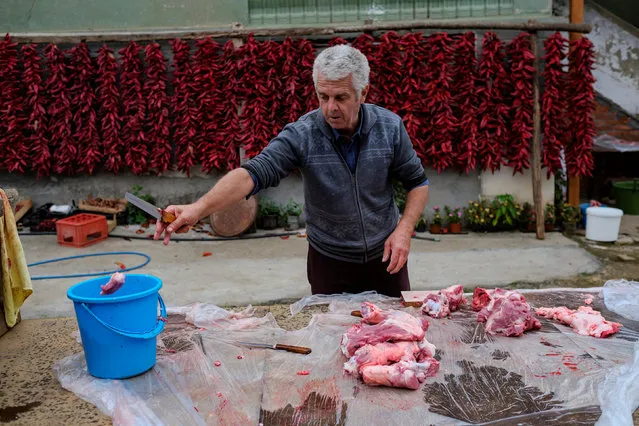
[585, 207, 624, 242]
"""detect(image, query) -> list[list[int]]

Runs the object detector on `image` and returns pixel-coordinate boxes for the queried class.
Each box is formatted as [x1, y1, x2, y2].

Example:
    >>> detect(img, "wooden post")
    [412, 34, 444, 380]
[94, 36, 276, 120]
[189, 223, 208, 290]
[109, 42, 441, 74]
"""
[530, 31, 545, 240]
[568, 0, 585, 206]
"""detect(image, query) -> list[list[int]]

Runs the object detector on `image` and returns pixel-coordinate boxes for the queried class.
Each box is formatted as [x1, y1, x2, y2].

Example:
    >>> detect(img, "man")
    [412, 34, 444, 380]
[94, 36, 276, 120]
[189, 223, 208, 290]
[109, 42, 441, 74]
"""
[154, 44, 429, 297]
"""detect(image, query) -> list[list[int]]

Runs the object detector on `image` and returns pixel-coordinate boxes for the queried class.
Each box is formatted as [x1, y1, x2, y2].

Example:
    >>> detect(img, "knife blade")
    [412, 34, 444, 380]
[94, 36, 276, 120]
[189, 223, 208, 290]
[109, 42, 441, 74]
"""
[237, 341, 312, 355]
[125, 192, 176, 224]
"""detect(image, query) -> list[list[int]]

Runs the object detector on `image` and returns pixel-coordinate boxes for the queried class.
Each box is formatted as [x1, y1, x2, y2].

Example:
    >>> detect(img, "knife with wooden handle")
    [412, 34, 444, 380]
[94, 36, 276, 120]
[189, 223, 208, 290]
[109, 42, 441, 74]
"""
[238, 341, 312, 355]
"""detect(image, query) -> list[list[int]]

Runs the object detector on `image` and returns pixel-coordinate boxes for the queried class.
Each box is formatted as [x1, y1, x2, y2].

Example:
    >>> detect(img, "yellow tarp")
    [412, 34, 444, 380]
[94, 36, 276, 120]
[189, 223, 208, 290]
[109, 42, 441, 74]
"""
[0, 189, 32, 327]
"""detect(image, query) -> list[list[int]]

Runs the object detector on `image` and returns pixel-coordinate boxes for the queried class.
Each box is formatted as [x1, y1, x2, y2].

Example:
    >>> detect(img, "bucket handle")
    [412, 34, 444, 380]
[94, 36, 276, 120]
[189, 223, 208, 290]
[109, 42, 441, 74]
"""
[80, 294, 167, 340]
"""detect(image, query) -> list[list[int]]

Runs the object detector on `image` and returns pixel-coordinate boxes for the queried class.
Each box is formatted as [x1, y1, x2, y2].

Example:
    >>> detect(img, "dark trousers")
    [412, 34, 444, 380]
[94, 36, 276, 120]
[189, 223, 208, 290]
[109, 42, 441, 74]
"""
[306, 244, 410, 297]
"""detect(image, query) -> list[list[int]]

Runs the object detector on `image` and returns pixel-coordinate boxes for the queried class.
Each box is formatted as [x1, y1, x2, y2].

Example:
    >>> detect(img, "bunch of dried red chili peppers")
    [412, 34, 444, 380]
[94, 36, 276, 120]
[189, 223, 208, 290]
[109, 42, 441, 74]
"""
[0, 31, 596, 177]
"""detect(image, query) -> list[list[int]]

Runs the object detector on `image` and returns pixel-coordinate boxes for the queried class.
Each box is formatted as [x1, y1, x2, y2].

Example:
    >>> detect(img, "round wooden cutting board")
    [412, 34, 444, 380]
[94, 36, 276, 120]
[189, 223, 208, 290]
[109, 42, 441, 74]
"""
[209, 196, 258, 237]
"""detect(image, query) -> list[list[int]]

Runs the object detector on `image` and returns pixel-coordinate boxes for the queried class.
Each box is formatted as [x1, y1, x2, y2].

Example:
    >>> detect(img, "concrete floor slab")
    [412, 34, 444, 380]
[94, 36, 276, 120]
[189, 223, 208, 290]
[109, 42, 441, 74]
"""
[17, 230, 601, 319]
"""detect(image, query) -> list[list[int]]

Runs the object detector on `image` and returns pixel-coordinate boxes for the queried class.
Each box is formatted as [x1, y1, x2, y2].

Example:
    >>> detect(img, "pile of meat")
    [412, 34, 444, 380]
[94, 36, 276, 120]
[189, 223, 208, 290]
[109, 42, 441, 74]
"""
[472, 288, 541, 337]
[421, 284, 467, 318]
[535, 306, 622, 338]
[341, 302, 439, 390]
[100, 272, 125, 295]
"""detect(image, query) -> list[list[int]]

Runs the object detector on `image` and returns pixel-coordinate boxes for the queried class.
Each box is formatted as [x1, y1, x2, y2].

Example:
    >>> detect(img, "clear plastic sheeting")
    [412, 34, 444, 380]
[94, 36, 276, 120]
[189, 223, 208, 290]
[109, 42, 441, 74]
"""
[596, 341, 639, 426]
[602, 279, 639, 321]
[289, 291, 395, 316]
[53, 288, 639, 425]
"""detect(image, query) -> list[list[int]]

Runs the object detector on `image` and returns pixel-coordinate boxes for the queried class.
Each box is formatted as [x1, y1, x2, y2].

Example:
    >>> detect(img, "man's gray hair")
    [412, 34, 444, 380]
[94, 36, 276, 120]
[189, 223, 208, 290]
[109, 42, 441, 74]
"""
[312, 44, 370, 98]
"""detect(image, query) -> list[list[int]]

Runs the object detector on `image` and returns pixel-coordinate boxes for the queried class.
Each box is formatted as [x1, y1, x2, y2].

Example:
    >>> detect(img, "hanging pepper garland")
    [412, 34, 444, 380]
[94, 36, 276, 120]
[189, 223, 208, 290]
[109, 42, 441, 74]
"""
[170, 38, 199, 176]
[476, 32, 511, 172]
[262, 40, 286, 142]
[0, 35, 28, 174]
[374, 32, 404, 114]
[213, 40, 241, 170]
[97, 45, 123, 174]
[193, 37, 223, 173]
[45, 44, 76, 176]
[145, 42, 172, 174]
[451, 32, 479, 174]
[422, 33, 456, 172]
[541, 32, 568, 178]
[280, 37, 305, 125]
[297, 38, 318, 115]
[351, 34, 378, 105]
[566, 37, 596, 177]
[69, 42, 101, 175]
[238, 36, 272, 159]
[22, 44, 50, 177]
[504, 33, 534, 174]
[397, 32, 428, 150]
[119, 42, 147, 175]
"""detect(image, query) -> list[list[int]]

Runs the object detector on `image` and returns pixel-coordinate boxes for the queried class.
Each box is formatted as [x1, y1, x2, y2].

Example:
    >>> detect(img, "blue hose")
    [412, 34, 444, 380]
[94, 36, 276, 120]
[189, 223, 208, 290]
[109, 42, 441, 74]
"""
[28, 251, 151, 280]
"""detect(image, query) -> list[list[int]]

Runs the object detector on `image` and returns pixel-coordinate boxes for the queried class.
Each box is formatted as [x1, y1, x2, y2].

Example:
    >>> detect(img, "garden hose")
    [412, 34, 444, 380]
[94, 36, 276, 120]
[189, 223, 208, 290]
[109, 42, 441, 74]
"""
[27, 251, 151, 280]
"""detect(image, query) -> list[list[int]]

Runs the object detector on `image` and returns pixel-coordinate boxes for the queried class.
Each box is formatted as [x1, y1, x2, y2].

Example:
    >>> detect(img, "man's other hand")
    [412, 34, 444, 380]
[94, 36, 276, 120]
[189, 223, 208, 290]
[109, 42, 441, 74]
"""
[382, 226, 412, 274]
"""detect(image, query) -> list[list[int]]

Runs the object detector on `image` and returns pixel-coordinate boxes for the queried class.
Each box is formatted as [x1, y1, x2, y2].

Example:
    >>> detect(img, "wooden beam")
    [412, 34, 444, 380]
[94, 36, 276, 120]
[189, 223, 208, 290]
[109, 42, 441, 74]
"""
[8, 19, 593, 44]
[568, 0, 585, 207]
[531, 31, 545, 240]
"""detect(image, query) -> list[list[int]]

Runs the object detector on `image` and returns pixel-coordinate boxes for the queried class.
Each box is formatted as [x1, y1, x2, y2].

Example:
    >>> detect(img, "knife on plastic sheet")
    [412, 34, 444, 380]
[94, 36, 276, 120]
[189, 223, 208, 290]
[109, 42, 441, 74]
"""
[237, 341, 312, 355]
[125, 192, 177, 224]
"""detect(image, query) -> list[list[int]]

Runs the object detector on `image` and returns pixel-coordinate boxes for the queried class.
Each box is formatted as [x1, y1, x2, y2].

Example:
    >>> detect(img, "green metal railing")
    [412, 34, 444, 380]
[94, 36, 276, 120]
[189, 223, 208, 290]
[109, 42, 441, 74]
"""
[248, 0, 516, 26]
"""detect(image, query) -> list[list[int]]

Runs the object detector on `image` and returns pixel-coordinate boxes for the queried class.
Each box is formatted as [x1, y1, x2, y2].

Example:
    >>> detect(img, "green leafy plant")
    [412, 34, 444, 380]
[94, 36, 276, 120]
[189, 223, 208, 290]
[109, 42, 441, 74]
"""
[285, 199, 302, 216]
[490, 194, 519, 227]
[393, 179, 407, 213]
[518, 202, 536, 227]
[464, 199, 491, 230]
[444, 206, 462, 224]
[126, 185, 156, 224]
[258, 197, 280, 217]
[560, 204, 581, 224]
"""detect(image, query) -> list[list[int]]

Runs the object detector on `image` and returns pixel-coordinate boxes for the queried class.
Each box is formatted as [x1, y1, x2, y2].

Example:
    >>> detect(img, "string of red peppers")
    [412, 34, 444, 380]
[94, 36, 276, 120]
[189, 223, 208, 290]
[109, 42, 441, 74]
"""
[214, 41, 241, 170]
[374, 32, 404, 115]
[505, 33, 534, 174]
[477, 32, 511, 172]
[171, 38, 199, 176]
[451, 32, 479, 174]
[541, 32, 568, 178]
[0, 35, 28, 174]
[565, 37, 596, 177]
[69, 42, 101, 175]
[280, 37, 305, 125]
[350, 34, 378, 105]
[297, 38, 318, 116]
[145, 42, 172, 174]
[119, 42, 148, 175]
[422, 33, 456, 173]
[22, 44, 50, 177]
[45, 44, 76, 176]
[193, 37, 223, 173]
[97, 45, 123, 174]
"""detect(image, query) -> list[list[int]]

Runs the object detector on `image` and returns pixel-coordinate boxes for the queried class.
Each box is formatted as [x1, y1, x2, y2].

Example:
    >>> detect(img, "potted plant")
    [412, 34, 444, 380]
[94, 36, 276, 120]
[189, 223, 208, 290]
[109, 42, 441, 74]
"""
[258, 198, 280, 230]
[464, 199, 491, 232]
[445, 206, 462, 233]
[544, 203, 555, 232]
[430, 206, 442, 234]
[285, 199, 303, 230]
[518, 202, 535, 232]
[560, 204, 580, 236]
[415, 215, 427, 233]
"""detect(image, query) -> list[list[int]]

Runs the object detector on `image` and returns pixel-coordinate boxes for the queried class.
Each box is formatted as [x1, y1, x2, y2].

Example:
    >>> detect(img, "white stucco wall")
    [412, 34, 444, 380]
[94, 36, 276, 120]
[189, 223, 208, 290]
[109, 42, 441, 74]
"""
[586, 3, 639, 116]
[480, 169, 555, 205]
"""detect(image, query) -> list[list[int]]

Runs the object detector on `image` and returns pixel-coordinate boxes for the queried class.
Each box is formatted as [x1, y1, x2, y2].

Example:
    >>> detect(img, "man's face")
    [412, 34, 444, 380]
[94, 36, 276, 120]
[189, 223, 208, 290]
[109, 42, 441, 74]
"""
[316, 74, 368, 134]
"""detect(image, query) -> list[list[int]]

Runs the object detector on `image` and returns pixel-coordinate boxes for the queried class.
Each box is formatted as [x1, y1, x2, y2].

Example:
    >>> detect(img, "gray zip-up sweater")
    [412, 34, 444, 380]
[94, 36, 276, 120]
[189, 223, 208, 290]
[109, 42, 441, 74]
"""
[242, 103, 428, 263]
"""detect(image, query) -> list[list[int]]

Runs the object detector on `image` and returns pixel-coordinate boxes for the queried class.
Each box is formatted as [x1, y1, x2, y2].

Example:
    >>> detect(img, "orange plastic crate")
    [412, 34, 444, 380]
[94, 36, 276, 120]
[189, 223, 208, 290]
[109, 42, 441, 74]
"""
[56, 213, 108, 248]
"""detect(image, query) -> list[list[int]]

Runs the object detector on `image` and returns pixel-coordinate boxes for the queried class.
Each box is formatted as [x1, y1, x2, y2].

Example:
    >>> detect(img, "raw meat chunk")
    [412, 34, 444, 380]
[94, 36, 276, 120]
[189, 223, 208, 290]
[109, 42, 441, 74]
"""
[477, 289, 541, 337]
[535, 306, 622, 338]
[421, 285, 467, 318]
[472, 287, 494, 311]
[441, 284, 467, 311]
[344, 337, 436, 376]
[100, 272, 125, 295]
[360, 360, 440, 390]
[341, 316, 425, 357]
[360, 302, 386, 324]
[584, 294, 594, 305]
[422, 293, 450, 318]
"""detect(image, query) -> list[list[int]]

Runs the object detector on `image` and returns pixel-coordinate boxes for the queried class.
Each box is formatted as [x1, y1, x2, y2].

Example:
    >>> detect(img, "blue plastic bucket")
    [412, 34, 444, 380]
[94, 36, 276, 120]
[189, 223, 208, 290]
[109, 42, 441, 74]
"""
[67, 274, 166, 379]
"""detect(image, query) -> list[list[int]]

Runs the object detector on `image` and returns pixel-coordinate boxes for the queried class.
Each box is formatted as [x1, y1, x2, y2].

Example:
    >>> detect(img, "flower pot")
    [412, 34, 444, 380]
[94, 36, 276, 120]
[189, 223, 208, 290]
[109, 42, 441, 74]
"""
[262, 215, 278, 230]
[448, 223, 462, 234]
[277, 215, 288, 228]
[563, 222, 576, 236]
[545, 223, 554, 232]
[286, 215, 300, 230]
[430, 224, 441, 234]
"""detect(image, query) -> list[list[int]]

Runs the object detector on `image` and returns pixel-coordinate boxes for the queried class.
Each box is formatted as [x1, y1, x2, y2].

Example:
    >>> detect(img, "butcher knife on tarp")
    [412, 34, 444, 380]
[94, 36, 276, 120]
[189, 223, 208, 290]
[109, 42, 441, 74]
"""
[237, 341, 312, 355]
